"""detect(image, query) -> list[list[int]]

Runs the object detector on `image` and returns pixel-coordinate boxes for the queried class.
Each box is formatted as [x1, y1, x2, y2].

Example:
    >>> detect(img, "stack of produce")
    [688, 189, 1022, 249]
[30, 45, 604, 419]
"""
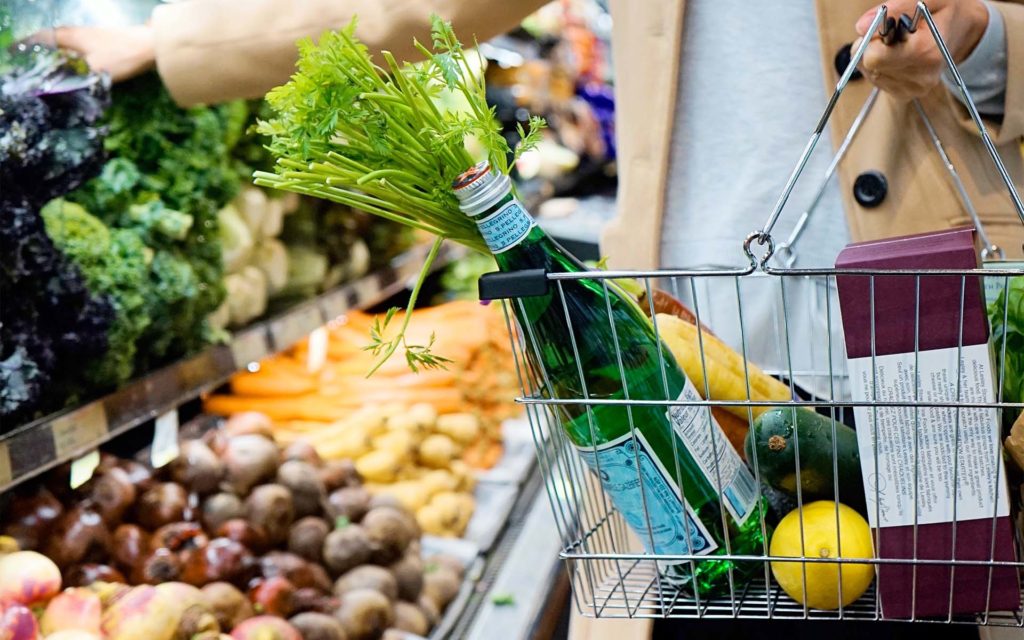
[203, 301, 521, 536]
[0, 418, 463, 639]
[66, 72, 248, 370]
[211, 186, 299, 329]
[0, 49, 116, 425]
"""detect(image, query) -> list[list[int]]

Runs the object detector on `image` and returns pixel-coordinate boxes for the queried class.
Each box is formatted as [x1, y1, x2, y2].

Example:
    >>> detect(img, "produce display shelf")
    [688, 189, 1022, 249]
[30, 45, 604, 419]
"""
[0, 241, 467, 493]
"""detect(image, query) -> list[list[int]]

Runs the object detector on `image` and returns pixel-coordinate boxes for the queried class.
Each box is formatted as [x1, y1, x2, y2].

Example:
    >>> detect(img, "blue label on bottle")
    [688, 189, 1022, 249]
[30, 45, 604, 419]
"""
[576, 432, 717, 558]
[475, 199, 535, 254]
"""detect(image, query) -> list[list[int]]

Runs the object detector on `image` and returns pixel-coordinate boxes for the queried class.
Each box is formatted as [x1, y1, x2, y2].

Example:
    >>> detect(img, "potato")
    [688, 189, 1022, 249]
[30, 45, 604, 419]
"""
[407, 403, 437, 429]
[276, 460, 326, 519]
[355, 451, 401, 484]
[324, 487, 372, 523]
[322, 525, 373, 577]
[419, 470, 458, 496]
[389, 555, 424, 601]
[393, 601, 429, 636]
[334, 565, 398, 601]
[448, 461, 476, 492]
[372, 432, 416, 463]
[361, 507, 417, 564]
[384, 413, 424, 436]
[319, 428, 372, 461]
[434, 413, 481, 444]
[416, 504, 450, 536]
[288, 612, 346, 640]
[423, 568, 461, 610]
[335, 588, 394, 640]
[245, 484, 295, 545]
[373, 483, 431, 513]
[418, 435, 457, 469]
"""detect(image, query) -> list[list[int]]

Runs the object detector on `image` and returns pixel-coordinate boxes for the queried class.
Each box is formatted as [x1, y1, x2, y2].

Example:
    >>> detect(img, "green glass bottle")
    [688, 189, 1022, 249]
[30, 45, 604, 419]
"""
[454, 162, 769, 596]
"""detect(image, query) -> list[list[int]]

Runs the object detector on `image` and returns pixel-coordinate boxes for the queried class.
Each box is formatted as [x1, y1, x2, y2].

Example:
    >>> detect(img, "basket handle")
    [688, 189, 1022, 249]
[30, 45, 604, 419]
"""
[746, 2, 1024, 271]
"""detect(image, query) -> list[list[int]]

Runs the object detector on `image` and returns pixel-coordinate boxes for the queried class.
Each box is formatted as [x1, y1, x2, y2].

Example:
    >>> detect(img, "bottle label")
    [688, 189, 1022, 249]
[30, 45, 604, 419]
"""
[474, 199, 535, 254]
[667, 379, 758, 526]
[575, 431, 718, 559]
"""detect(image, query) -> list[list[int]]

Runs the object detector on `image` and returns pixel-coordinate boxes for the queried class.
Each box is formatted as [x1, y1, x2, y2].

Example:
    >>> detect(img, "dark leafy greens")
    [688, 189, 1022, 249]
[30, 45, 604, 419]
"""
[0, 49, 114, 424]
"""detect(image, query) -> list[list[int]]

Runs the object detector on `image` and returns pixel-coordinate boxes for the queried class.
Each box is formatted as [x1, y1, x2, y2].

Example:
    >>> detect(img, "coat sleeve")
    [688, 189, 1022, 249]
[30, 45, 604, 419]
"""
[152, 0, 548, 106]
[946, 0, 1024, 144]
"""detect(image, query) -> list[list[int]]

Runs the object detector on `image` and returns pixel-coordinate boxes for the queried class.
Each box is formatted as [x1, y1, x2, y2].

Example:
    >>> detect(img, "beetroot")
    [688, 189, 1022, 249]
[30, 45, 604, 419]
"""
[287, 517, 329, 564]
[247, 576, 296, 618]
[42, 505, 111, 569]
[135, 483, 188, 530]
[64, 564, 126, 587]
[170, 440, 225, 495]
[288, 612, 346, 640]
[282, 441, 323, 467]
[133, 549, 182, 585]
[201, 493, 245, 533]
[245, 485, 295, 546]
[179, 538, 256, 587]
[150, 522, 209, 553]
[215, 520, 269, 555]
[2, 488, 63, 550]
[223, 435, 279, 495]
[110, 525, 150, 573]
[201, 582, 253, 630]
[88, 467, 136, 524]
[0, 551, 62, 607]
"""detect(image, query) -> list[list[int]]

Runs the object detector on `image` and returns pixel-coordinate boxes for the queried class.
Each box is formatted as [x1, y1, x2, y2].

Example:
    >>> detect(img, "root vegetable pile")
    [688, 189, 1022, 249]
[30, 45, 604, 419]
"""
[0, 427, 464, 640]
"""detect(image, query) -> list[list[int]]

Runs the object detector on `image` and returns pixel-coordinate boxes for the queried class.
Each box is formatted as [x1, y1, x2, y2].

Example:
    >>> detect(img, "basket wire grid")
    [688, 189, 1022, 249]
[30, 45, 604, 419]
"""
[489, 2, 1024, 626]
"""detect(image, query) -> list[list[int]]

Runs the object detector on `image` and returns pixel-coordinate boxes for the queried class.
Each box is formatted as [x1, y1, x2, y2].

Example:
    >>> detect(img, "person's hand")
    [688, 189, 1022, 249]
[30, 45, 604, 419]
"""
[51, 24, 156, 82]
[853, 0, 989, 101]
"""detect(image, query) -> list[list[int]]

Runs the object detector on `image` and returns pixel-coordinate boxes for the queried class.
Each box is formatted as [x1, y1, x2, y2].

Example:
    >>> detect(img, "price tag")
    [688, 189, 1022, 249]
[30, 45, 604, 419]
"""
[231, 327, 268, 369]
[0, 442, 12, 487]
[51, 403, 108, 459]
[983, 261, 1024, 307]
[69, 450, 100, 489]
[270, 305, 324, 351]
[151, 410, 180, 469]
[307, 326, 329, 372]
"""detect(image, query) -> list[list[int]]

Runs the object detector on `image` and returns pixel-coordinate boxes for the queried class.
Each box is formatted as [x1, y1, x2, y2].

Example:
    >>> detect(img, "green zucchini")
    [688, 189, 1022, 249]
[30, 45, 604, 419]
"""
[744, 407, 865, 512]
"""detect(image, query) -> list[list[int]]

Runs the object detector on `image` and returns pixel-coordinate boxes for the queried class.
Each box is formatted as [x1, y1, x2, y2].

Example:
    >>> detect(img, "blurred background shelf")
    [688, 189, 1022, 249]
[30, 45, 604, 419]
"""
[0, 240, 466, 493]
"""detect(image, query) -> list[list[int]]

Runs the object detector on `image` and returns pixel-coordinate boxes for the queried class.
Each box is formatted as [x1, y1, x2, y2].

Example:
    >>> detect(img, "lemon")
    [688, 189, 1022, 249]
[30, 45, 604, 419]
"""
[770, 500, 875, 609]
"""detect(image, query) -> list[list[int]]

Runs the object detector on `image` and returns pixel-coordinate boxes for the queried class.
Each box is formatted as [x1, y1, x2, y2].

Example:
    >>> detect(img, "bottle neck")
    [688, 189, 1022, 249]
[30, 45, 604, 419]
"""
[468, 191, 537, 256]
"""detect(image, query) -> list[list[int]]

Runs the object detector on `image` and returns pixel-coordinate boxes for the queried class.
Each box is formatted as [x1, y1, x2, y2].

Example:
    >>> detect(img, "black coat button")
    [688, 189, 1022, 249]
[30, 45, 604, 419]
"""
[834, 43, 864, 81]
[853, 171, 888, 208]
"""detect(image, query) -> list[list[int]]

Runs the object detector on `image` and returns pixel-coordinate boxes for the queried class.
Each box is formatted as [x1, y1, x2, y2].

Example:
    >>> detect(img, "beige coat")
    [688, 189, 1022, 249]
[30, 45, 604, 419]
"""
[154, 0, 1024, 267]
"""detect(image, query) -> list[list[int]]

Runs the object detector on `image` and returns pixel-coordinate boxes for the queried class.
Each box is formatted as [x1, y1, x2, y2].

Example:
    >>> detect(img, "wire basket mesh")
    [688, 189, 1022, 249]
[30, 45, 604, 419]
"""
[483, 2, 1024, 626]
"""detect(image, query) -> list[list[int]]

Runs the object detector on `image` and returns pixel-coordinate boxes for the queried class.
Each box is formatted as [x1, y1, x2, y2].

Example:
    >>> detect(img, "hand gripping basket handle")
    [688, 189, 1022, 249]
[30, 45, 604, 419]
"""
[744, 2, 1024, 271]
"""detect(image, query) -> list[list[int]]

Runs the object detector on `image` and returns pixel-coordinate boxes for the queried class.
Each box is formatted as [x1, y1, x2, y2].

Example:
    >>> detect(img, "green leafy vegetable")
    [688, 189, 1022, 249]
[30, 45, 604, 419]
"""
[41, 199, 150, 391]
[256, 16, 544, 371]
[990, 276, 1023, 428]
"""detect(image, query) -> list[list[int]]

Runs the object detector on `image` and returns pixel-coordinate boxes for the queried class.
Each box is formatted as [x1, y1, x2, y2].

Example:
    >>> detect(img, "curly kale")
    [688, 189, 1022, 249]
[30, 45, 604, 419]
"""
[0, 50, 113, 425]
[0, 48, 110, 206]
[41, 199, 150, 391]
[68, 73, 246, 365]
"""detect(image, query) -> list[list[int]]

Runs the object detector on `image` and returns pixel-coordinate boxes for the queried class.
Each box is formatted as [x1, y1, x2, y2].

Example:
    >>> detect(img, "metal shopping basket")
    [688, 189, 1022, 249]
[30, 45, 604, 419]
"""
[481, 3, 1024, 626]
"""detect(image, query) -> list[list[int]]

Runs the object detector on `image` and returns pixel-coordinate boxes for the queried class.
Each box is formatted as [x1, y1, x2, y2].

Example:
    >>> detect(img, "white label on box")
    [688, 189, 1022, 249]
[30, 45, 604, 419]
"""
[848, 342, 1009, 529]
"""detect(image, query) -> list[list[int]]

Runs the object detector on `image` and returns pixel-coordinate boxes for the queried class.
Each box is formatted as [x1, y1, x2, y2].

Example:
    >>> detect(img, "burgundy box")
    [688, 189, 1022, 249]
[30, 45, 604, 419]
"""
[835, 227, 1020, 619]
